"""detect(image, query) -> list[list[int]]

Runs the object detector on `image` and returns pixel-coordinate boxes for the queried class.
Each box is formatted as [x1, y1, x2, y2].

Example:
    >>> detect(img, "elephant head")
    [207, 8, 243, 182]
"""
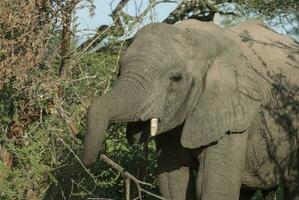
[81, 22, 260, 166]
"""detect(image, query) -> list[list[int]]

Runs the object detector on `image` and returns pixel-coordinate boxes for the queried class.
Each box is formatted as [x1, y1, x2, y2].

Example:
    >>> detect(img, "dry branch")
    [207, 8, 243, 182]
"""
[53, 95, 79, 137]
[100, 154, 165, 200]
[59, 0, 81, 76]
[77, 0, 172, 52]
[162, 0, 222, 24]
[77, 0, 131, 51]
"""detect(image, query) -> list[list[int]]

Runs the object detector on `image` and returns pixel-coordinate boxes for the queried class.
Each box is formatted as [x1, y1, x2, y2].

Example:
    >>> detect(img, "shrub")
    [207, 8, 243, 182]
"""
[0, 52, 159, 200]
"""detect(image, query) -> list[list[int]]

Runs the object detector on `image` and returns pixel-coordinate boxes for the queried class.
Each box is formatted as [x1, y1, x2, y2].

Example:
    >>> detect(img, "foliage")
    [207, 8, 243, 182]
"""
[0, 1, 159, 199]
[229, 0, 298, 16]
[0, 0, 53, 88]
[0, 51, 159, 199]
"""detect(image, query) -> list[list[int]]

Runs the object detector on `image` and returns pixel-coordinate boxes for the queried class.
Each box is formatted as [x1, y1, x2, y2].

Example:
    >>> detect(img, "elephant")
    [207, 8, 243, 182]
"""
[81, 19, 299, 200]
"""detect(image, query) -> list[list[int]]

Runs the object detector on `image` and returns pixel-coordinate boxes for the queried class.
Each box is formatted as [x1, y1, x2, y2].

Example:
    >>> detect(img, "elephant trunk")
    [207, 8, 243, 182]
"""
[81, 83, 142, 166]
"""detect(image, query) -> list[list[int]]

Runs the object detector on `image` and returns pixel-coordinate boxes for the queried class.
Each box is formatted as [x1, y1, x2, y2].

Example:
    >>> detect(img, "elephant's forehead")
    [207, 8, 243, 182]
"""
[131, 33, 186, 54]
[119, 55, 182, 78]
[120, 37, 187, 70]
[135, 22, 184, 39]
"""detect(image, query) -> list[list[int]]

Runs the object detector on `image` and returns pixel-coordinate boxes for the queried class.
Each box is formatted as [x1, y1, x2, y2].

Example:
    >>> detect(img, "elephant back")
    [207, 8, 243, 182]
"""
[229, 20, 299, 87]
[230, 21, 299, 144]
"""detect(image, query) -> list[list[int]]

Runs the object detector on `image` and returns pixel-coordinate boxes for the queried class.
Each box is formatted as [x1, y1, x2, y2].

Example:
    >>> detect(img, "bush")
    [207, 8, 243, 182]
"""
[0, 52, 159, 200]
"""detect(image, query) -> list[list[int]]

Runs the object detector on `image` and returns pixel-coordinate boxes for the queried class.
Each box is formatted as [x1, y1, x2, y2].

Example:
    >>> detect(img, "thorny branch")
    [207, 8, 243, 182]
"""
[100, 154, 165, 200]
[77, 0, 178, 51]
[77, 0, 131, 51]
[53, 96, 79, 137]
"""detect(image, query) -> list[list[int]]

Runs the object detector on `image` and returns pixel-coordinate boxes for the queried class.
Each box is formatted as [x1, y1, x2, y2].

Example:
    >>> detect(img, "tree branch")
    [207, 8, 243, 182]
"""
[78, 0, 176, 52]
[77, 0, 130, 51]
[100, 154, 165, 200]
[163, 0, 207, 24]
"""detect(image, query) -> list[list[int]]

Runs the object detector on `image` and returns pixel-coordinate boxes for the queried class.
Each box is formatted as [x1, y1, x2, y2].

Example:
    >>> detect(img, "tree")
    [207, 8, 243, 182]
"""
[78, 0, 298, 52]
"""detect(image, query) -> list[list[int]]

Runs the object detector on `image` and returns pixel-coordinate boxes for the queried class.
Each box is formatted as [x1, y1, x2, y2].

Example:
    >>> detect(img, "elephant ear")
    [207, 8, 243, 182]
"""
[181, 53, 261, 148]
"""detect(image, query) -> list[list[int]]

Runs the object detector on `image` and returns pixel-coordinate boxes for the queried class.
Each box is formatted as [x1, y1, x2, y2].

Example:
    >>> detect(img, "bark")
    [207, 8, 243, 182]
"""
[59, 0, 78, 76]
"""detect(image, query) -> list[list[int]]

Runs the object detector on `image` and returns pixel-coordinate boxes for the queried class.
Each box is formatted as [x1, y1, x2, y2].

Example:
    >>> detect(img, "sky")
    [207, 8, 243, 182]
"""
[76, 0, 178, 40]
[76, 0, 299, 42]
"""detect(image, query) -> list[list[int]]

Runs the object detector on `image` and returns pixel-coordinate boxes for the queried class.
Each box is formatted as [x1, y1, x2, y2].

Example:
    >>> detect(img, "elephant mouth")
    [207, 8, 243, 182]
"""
[125, 117, 162, 145]
[138, 117, 161, 136]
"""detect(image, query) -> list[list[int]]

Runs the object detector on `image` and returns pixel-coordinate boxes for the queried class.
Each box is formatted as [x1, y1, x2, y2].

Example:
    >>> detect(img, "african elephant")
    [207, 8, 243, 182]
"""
[81, 19, 299, 200]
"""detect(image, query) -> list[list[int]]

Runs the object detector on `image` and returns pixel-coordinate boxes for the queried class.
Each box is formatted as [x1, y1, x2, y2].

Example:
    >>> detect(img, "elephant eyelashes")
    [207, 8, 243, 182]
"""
[169, 73, 183, 82]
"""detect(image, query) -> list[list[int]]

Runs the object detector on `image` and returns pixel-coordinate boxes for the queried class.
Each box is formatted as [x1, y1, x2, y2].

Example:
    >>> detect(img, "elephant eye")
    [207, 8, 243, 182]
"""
[169, 73, 183, 82]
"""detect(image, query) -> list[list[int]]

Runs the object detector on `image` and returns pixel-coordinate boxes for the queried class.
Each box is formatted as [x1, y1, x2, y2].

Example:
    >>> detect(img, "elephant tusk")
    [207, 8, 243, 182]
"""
[150, 118, 158, 136]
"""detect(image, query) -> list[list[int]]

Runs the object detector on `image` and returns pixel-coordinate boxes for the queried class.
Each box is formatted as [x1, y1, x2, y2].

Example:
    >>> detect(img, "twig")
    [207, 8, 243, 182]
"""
[125, 178, 130, 200]
[50, 129, 98, 187]
[140, 188, 167, 199]
[68, 75, 97, 83]
[78, 0, 173, 54]
[82, 25, 113, 53]
[119, 0, 176, 23]
[54, 97, 79, 136]
[71, 179, 94, 196]
[100, 155, 153, 187]
[100, 154, 165, 200]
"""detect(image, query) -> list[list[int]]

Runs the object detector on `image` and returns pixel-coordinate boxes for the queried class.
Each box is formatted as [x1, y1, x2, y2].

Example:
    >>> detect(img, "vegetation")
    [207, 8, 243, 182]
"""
[0, 48, 159, 199]
[0, 0, 297, 199]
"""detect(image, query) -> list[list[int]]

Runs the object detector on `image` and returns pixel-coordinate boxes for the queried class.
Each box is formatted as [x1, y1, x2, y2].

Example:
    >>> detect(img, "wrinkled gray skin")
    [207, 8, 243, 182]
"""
[81, 20, 299, 200]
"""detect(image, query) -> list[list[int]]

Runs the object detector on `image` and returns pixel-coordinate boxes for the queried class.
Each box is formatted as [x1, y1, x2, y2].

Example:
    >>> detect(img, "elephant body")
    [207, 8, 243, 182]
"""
[243, 107, 298, 189]
[154, 20, 299, 199]
[81, 19, 299, 199]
